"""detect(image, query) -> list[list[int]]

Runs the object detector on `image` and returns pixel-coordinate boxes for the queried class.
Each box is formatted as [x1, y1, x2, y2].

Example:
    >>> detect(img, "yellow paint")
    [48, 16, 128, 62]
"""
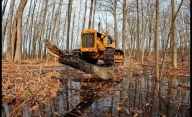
[79, 29, 123, 62]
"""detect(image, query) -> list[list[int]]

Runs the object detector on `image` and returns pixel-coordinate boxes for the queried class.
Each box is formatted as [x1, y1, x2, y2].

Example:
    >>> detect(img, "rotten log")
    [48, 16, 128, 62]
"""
[43, 39, 120, 80]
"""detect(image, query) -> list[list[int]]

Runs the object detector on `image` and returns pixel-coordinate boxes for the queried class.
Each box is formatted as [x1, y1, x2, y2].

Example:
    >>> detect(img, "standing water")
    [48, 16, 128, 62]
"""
[2, 73, 190, 117]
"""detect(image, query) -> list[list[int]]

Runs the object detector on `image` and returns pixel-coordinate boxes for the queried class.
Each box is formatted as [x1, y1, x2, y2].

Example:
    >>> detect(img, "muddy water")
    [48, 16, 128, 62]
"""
[2, 73, 190, 117]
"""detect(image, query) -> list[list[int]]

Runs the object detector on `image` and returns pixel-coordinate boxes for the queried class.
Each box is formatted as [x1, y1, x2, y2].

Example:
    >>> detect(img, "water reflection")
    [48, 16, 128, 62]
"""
[2, 75, 190, 117]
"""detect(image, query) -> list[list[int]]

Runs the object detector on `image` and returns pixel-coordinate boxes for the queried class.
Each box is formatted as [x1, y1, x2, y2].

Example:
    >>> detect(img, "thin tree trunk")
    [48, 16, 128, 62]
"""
[2, 14, 9, 55]
[171, 0, 178, 68]
[66, 0, 73, 52]
[122, 0, 127, 55]
[32, 1, 41, 59]
[82, 0, 88, 31]
[136, 0, 140, 61]
[155, 0, 160, 79]
[88, 0, 93, 29]
[114, 0, 119, 49]
[92, 0, 97, 29]
[55, 0, 63, 47]
[28, 0, 36, 58]
[70, 12, 75, 51]
[41, 0, 48, 60]
[61, 11, 67, 50]
[75, 0, 81, 48]
[7, 0, 15, 62]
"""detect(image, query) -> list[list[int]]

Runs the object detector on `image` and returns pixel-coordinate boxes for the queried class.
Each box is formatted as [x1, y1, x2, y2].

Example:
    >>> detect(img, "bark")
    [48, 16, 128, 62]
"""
[88, 0, 94, 29]
[11, 0, 28, 63]
[43, 39, 119, 80]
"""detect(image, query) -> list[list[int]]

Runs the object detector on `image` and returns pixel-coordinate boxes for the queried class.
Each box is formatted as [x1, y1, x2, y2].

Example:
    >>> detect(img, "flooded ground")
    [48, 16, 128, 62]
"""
[2, 72, 190, 117]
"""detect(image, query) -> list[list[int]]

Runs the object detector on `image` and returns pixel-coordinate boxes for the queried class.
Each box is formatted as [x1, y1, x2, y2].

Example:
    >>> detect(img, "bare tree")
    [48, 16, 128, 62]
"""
[41, 0, 49, 59]
[155, 0, 160, 79]
[92, 0, 97, 29]
[27, 0, 36, 58]
[66, 0, 73, 51]
[2, 0, 8, 21]
[11, 0, 28, 63]
[75, 0, 82, 48]
[122, 0, 127, 55]
[136, 0, 140, 61]
[82, 0, 88, 31]
[88, 0, 94, 29]
[70, 12, 75, 51]
[171, 0, 178, 68]
[31, 1, 41, 58]
[114, 0, 119, 49]
[141, 0, 148, 64]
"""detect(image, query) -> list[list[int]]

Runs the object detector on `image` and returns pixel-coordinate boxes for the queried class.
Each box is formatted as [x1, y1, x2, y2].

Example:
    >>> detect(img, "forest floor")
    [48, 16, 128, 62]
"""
[2, 55, 190, 113]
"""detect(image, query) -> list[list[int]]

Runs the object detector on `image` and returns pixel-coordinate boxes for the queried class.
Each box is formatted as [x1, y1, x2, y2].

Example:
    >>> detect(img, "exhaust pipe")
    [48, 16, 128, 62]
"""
[98, 22, 101, 32]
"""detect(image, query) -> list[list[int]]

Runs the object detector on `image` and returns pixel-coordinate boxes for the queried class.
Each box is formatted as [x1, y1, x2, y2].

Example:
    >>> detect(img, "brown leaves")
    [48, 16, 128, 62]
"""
[2, 62, 62, 107]
[28, 105, 38, 112]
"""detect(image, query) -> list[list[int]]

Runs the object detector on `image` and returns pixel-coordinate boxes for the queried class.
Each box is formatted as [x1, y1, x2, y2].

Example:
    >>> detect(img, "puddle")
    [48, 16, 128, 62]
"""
[2, 74, 190, 117]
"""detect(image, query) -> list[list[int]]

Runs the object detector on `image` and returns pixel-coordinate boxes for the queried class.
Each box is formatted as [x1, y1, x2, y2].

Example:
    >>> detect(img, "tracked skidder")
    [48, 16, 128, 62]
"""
[71, 29, 124, 66]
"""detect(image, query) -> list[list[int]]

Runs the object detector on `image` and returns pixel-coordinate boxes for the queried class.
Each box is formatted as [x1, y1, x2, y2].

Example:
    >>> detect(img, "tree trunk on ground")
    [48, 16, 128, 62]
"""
[43, 39, 122, 80]
[11, 0, 28, 63]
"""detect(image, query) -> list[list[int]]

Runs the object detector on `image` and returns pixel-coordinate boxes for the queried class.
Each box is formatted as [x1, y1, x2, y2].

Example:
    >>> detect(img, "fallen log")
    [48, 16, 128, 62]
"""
[43, 39, 118, 80]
